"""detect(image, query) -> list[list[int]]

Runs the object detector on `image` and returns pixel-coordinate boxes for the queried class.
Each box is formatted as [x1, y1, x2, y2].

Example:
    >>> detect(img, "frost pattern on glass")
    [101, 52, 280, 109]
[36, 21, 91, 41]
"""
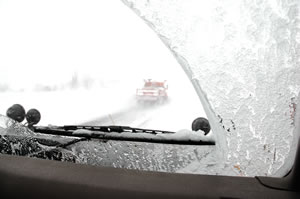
[122, 0, 300, 176]
[68, 141, 215, 172]
[0, 114, 79, 162]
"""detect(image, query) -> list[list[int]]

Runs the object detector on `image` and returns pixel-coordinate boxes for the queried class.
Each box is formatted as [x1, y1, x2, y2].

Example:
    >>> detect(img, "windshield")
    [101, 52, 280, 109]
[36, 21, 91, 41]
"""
[0, 0, 299, 178]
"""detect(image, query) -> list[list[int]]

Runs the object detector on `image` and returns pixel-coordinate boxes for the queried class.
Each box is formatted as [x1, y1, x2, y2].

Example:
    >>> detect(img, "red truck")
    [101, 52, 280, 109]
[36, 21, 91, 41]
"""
[136, 79, 168, 103]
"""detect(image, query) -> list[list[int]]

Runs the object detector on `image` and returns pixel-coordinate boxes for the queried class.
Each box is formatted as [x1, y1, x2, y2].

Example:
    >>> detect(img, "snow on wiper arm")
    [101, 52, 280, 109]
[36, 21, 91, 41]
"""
[33, 125, 215, 146]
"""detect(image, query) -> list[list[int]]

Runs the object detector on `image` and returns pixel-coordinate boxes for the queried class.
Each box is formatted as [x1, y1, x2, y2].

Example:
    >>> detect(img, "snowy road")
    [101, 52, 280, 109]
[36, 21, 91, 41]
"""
[83, 101, 169, 129]
[82, 90, 208, 132]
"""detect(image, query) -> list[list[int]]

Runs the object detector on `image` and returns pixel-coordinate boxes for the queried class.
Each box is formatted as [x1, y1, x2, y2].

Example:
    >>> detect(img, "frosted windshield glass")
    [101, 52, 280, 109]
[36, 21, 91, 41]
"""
[122, 0, 300, 177]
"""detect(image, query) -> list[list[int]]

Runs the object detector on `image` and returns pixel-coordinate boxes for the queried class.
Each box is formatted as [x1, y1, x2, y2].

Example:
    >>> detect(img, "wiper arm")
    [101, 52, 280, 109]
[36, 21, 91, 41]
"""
[34, 125, 174, 136]
[33, 125, 215, 146]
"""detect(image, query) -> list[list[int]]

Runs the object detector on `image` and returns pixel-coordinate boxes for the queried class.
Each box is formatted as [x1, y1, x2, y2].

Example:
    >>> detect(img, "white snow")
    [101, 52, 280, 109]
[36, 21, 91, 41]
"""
[156, 129, 214, 142]
[72, 129, 94, 136]
[0, 74, 206, 132]
[0, 88, 135, 126]
[0, 115, 10, 130]
[72, 128, 215, 142]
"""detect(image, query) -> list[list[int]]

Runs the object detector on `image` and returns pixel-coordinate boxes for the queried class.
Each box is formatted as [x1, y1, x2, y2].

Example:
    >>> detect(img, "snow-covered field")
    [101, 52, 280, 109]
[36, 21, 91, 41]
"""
[0, 81, 207, 133]
[0, 88, 133, 126]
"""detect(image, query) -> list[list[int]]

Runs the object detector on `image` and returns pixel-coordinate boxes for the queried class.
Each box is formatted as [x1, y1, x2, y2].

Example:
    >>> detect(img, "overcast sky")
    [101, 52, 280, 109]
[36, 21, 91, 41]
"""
[0, 0, 186, 89]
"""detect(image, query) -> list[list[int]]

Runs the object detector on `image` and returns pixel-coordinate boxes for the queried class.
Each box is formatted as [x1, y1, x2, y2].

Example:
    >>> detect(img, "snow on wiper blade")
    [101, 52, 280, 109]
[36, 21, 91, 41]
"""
[33, 125, 215, 145]
[62, 125, 175, 134]
[34, 125, 174, 135]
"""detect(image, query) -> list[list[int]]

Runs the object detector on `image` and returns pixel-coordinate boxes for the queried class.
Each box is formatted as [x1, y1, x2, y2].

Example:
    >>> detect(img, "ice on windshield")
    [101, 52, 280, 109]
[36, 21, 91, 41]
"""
[122, 0, 300, 177]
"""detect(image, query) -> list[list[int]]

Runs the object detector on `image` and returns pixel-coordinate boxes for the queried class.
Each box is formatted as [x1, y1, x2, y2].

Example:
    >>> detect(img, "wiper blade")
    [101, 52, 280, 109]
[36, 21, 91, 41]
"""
[34, 125, 174, 135]
[33, 125, 215, 146]
[63, 125, 175, 134]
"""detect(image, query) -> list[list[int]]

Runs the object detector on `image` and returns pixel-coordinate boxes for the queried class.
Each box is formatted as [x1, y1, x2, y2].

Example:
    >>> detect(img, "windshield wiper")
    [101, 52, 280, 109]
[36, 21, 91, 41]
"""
[33, 125, 215, 146]
[64, 125, 175, 134]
